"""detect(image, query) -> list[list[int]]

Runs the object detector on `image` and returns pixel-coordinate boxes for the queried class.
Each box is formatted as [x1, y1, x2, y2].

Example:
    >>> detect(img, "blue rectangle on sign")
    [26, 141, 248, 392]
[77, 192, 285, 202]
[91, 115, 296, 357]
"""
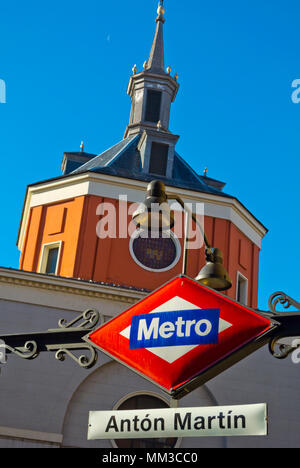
[129, 309, 220, 350]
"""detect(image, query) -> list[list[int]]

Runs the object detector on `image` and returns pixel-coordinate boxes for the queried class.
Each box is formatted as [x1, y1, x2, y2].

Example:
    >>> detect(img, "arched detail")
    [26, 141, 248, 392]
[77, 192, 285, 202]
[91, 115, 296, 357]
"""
[60, 360, 226, 448]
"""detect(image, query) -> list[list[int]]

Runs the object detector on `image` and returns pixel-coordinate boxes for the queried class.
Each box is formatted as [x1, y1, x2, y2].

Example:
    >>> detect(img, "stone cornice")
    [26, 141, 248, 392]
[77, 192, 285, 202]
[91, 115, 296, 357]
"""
[0, 268, 147, 305]
[17, 171, 267, 251]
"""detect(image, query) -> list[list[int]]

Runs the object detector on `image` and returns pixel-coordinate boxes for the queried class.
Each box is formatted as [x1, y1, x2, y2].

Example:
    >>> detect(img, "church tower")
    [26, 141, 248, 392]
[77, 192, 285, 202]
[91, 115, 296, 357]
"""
[17, 1, 267, 308]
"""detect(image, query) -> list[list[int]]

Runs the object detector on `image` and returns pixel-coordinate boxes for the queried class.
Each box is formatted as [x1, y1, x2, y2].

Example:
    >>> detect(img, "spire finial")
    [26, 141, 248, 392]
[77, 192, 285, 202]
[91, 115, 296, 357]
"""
[157, 120, 162, 131]
[80, 141, 84, 152]
[157, 0, 165, 17]
[146, 1, 165, 73]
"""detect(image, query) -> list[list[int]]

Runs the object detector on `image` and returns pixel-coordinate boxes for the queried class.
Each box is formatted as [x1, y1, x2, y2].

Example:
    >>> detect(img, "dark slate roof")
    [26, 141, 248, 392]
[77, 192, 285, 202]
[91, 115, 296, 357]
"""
[71, 137, 139, 173]
[69, 134, 230, 198]
[62, 151, 97, 175]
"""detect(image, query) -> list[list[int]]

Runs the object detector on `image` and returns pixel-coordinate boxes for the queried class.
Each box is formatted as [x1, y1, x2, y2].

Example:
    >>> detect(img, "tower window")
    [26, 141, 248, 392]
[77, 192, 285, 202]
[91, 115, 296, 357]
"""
[39, 242, 62, 275]
[145, 90, 162, 123]
[236, 272, 248, 305]
[149, 142, 168, 176]
[45, 248, 59, 274]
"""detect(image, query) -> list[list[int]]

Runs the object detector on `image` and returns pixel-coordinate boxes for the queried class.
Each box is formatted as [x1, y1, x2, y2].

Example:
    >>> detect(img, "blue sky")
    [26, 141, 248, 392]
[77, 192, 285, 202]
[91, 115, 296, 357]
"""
[0, 0, 299, 310]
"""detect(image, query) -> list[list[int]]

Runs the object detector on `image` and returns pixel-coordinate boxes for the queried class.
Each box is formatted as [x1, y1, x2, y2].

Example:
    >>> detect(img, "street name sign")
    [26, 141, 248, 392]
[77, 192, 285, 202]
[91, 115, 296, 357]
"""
[85, 276, 277, 398]
[88, 403, 268, 440]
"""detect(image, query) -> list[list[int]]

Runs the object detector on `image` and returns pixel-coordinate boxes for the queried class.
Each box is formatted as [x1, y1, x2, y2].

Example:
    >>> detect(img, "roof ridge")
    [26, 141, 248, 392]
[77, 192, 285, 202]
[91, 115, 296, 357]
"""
[104, 134, 140, 167]
[174, 152, 224, 195]
[71, 136, 137, 174]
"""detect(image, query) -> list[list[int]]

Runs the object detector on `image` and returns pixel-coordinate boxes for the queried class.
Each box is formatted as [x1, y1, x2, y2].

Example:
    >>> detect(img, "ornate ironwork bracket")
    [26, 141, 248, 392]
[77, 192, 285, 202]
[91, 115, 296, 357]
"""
[2, 293, 300, 373]
[48, 343, 98, 369]
[267, 292, 300, 360]
[0, 340, 39, 361]
[0, 309, 104, 370]
[56, 309, 101, 331]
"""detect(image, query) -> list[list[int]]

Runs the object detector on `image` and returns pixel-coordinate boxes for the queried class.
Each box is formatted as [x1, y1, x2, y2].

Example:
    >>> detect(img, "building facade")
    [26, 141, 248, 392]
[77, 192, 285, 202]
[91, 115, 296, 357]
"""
[0, 2, 299, 449]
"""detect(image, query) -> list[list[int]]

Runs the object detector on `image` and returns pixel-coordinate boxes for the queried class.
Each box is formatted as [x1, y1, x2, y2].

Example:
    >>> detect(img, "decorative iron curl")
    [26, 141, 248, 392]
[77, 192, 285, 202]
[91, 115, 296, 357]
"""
[48, 343, 98, 369]
[268, 337, 295, 359]
[268, 292, 300, 315]
[57, 309, 103, 330]
[0, 341, 39, 360]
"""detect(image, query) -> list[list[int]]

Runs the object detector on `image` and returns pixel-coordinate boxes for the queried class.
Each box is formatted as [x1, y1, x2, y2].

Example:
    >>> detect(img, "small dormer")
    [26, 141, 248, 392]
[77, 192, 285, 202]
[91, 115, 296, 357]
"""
[61, 142, 96, 175]
[137, 129, 179, 178]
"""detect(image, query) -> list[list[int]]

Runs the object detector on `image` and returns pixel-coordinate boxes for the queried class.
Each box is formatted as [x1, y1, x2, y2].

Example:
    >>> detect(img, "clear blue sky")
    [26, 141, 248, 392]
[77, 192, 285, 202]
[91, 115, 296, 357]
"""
[0, 0, 299, 310]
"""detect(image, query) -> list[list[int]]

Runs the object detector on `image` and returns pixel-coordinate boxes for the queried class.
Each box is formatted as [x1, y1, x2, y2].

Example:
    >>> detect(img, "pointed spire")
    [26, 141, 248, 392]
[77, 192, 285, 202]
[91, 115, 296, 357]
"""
[146, 1, 166, 74]
[124, 0, 179, 139]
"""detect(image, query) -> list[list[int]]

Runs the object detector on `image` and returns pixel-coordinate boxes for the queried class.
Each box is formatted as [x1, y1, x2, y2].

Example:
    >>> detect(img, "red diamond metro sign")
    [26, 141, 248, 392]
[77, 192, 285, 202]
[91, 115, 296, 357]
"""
[85, 276, 277, 399]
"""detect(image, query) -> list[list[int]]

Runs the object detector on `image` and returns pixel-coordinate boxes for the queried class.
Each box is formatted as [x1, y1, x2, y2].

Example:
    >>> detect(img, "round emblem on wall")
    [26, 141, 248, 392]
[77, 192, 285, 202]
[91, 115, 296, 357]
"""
[129, 229, 181, 272]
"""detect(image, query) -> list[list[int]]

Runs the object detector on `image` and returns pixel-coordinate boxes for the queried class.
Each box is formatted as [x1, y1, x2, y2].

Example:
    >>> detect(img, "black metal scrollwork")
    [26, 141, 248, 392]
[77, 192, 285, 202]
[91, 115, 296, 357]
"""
[49, 343, 98, 369]
[268, 292, 300, 315]
[57, 309, 103, 330]
[0, 309, 103, 370]
[268, 292, 300, 360]
[268, 338, 295, 360]
[0, 340, 38, 360]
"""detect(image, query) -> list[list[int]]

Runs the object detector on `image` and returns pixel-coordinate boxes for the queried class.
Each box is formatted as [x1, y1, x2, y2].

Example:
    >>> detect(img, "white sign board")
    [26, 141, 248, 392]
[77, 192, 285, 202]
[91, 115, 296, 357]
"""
[88, 403, 267, 440]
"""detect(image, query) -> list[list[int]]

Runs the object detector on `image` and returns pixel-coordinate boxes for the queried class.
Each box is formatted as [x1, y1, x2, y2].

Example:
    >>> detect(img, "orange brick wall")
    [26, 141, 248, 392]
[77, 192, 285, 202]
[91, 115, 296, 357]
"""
[19, 194, 260, 308]
[20, 197, 85, 278]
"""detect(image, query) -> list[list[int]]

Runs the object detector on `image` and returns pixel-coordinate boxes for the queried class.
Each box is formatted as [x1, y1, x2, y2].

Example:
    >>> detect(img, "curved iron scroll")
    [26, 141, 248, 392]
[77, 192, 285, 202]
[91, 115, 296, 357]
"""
[0, 309, 104, 370]
[0, 340, 38, 361]
[268, 291, 300, 360]
[268, 338, 295, 360]
[49, 343, 98, 369]
[57, 309, 103, 330]
[268, 292, 300, 315]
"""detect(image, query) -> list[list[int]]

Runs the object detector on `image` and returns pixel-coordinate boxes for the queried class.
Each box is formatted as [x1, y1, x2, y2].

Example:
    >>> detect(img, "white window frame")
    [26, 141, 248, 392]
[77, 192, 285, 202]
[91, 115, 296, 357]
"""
[236, 271, 248, 306]
[38, 241, 63, 275]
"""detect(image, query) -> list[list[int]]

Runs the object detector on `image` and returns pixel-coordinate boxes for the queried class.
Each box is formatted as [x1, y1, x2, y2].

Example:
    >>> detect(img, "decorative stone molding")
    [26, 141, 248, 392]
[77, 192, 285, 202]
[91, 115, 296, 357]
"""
[0, 268, 147, 305]
[0, 426, 63, 445]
